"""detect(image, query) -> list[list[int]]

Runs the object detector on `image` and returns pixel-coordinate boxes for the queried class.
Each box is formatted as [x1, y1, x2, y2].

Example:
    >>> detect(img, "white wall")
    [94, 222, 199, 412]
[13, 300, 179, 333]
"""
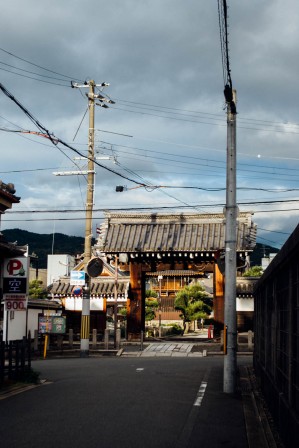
[237, 297, 254, 312]
[2, 310, 27, 342]
[47, 254, 75, 286]
[2, 308, 44, 342]
[27, 309, 41, 337]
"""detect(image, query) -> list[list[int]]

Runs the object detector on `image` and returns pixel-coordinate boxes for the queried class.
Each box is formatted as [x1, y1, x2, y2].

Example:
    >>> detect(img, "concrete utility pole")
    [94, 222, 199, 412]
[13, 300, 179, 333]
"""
[79, 80, 96, 356]
[71, 79, 113, 357]
[223, 89, 237, 393]
[114, 254, 119, 348]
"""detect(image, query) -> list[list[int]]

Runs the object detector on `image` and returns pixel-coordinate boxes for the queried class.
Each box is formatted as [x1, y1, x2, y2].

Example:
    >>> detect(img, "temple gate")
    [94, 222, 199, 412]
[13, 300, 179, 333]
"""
[96, 212, 256, 340]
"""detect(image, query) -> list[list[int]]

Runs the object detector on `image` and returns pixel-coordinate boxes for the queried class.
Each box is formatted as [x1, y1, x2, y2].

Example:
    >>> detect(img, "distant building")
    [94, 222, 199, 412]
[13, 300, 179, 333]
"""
[47, 254, 75, 286]
[261, 252, 277, 271]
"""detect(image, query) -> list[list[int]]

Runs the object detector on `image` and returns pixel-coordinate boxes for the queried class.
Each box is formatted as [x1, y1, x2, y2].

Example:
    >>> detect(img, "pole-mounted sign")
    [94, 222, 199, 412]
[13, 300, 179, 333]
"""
[3, 257, 29, 311]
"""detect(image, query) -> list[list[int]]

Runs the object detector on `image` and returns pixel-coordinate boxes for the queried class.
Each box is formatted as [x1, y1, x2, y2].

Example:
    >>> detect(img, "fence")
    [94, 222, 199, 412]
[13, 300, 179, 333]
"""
[0, 337, 32, 387]
[254, 223, 299, 447]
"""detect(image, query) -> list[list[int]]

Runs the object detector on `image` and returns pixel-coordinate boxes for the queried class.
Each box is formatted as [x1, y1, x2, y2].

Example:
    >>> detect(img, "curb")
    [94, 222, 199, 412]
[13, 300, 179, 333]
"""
[0, 379, 47, 400]
[239, 366, 281, 448]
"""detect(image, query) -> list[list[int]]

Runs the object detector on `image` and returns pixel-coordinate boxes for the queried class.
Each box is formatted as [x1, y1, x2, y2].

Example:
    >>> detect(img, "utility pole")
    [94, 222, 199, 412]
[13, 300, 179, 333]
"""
[71, 79, 113, 357]
[223, 89, 237, 393]
[79, 80, 95, 357]
[158, 275, 163, 338]
[114, 254, 119, 348]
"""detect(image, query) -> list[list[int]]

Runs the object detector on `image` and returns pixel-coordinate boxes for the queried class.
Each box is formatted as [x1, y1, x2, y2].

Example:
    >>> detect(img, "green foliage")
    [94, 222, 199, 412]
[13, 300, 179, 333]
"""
[174, 283, 212, 331]
[29, 279, 47, 299]
[243, 265, 263, 277]
[166, 323, 183, 335]
[118, 307, 127, 317]
[145, 289, 159, 321]
[146, 289, 158, 299]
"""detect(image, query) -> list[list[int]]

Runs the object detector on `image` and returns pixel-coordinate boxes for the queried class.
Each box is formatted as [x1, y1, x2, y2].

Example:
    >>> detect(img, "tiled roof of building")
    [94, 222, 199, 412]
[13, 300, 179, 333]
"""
[50, 277, 130, 297]
[97, 212, 257, 254]
[0, 235, 27, 258]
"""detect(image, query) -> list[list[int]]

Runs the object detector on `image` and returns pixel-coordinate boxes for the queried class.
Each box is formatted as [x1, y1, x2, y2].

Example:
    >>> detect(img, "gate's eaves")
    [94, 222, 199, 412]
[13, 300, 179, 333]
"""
[97, 212, 257, 255]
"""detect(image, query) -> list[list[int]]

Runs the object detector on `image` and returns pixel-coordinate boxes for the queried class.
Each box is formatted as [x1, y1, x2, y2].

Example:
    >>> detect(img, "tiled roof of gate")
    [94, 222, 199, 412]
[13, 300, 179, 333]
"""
[97, 212, 257, 254]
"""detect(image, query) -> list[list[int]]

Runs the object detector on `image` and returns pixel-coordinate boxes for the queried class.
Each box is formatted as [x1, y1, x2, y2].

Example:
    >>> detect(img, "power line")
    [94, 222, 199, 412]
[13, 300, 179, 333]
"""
[2, 47, 299, 133]
[7, 197, 299, 215]
[0, 47, 83, 82]
[0, 66, 70, 87]
[0, 82, 147, 188]
[0, 60, 73, 83]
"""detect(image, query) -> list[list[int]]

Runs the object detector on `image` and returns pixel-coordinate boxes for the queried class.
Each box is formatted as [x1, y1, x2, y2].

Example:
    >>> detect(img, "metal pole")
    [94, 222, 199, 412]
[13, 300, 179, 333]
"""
[223, 90, 237, 393]
[158, 275, 163, 338]
[80, 80, 95, 357]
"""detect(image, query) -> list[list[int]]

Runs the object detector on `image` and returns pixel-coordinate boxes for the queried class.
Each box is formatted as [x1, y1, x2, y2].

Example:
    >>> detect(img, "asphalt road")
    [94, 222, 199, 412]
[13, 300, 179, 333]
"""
[0, 356, 251, 448]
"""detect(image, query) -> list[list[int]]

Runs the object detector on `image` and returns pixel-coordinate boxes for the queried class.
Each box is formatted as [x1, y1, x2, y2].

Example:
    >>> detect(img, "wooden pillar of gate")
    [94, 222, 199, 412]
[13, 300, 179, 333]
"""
[127, 262, 144, 340]
[213, 263, 225, 336]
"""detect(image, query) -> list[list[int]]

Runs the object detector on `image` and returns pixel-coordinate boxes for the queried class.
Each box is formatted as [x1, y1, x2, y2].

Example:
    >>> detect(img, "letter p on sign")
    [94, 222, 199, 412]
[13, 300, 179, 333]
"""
[7, 259, 23, 275]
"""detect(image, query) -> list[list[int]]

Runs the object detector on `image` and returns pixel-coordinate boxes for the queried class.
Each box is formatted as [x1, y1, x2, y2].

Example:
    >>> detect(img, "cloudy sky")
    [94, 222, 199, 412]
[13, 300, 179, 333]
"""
[1, 0, 299, 250]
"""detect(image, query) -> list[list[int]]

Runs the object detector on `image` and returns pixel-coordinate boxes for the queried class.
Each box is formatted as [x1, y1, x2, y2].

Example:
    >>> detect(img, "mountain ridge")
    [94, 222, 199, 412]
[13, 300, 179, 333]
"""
[2, 228, 87, 268]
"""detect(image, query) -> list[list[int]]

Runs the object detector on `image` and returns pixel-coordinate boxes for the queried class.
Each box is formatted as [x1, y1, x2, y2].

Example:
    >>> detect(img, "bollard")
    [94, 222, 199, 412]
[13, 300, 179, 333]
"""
[92, 329, 97, 349]
[116, 329, 121, 350]
[140, 330, 144, 351]
[104, 329, 109, 350]
[57, 334, 63, 351]
[69, 329, 73, 349]
[248, 330, 253, 350]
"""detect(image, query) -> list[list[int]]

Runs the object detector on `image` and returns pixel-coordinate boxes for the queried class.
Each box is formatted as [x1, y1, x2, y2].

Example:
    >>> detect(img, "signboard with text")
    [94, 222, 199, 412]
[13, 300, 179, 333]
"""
[4, 294, 27, 311]
[70, 270, 85, 286]
[3, 257, 29, 311]
[38, 315, 66, 334]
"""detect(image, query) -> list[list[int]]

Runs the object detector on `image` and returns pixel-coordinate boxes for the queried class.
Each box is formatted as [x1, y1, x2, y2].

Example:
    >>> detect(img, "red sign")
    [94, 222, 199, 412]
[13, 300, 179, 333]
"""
[4, 257, 29, 278]
[5, 295, 27, 311]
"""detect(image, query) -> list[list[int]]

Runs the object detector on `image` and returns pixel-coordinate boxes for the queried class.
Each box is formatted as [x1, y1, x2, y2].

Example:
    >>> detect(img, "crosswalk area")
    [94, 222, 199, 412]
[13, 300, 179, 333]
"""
[122, 342, 205, 357]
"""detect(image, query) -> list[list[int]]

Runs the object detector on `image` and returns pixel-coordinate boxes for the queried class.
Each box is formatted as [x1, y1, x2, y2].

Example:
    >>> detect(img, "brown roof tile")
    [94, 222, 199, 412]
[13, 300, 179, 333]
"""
[97, 212, 257, 254]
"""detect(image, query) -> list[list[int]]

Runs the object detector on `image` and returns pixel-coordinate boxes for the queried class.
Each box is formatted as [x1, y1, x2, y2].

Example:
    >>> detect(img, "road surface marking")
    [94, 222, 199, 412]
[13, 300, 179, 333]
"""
[193, 381, 208, 406]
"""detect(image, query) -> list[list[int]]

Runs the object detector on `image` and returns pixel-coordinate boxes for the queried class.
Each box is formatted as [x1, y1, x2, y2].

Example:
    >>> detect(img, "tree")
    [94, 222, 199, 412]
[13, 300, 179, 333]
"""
[145, 289, 159, 321]
[174, 283, 212, 333]
[29, 279, 48, 299]
[243, 265, 263, 277]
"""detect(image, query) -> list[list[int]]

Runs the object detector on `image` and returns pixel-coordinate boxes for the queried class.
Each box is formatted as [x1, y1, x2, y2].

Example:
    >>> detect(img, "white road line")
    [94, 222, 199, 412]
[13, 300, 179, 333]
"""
[193, 381, 208, 407]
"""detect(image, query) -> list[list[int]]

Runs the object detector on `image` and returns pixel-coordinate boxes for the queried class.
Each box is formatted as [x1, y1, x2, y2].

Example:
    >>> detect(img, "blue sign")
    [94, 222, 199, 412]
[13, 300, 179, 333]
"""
[70, 271, 85, 286]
